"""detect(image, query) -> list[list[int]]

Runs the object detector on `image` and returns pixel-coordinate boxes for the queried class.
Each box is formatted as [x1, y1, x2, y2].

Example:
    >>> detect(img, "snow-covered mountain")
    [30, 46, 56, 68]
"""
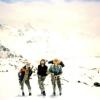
[0, 23, 65, 62]
[0, 42, 26, 72]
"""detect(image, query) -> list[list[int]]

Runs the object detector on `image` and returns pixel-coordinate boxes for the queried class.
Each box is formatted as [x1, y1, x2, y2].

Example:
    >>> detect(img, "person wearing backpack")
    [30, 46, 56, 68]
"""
[49, 59, 62, 96]
[18, 62, 33, 96]
[37, 59, 48, 96]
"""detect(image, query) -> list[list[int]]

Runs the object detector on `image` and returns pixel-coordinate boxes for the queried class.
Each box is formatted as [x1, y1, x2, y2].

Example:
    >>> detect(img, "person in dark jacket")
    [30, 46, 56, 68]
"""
[18, 62, 33, 96]
[37, 59, 48, 96]
[48, 59, 64, 67]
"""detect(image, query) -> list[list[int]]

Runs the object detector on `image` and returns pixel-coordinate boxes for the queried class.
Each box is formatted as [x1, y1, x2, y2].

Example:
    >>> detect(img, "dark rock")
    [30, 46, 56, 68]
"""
[27, 40, 32, 43]
[94, 82, 100, 87]
[77, 80, 81, 83]
[6, 70, 8, 72]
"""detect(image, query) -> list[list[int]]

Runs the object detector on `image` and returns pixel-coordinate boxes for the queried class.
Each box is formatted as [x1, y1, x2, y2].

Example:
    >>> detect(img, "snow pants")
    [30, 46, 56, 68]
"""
[51, 75, 62, 93]
[38, 75, 46, 93]
[19, 79, 31, 92]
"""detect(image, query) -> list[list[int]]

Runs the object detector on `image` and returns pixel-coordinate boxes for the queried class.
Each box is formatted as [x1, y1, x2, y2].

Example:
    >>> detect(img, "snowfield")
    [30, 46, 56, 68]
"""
[1, 58, 100, 100]
[1, 67, 100, 100]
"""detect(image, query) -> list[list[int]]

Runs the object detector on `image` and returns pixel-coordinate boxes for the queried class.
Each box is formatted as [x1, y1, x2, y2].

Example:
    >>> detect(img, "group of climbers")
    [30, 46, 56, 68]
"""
[18, 58, 64, 96]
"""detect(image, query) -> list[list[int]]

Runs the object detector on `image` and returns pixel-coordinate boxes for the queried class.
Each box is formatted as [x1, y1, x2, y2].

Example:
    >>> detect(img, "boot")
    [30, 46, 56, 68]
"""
[42, 91, 46, 96]
[53, 92, 56, 96]
[22, 92, 25, 96]
[59, 92, 62, 96]
[29, 92, 32, 96]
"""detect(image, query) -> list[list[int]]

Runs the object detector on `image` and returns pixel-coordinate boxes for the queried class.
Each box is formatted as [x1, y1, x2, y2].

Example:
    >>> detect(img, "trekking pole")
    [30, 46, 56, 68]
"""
[61, 78, 69, 82]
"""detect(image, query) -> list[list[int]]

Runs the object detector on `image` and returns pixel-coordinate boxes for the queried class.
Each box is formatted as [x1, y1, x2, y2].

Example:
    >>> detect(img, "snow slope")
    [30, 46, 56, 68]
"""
[1, 67, 100, 100]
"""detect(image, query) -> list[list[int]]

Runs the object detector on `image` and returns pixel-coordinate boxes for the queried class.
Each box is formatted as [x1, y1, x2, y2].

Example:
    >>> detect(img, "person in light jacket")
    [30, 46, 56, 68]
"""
[49, 59, 62, 96]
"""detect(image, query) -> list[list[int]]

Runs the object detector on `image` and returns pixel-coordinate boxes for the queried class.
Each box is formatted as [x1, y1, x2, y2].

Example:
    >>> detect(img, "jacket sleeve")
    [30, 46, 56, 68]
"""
[59, 67, 62, 74]
[18, 69, 23, 81]
[60, 61, 65, 67]
[49, 65, 52, 73]
[18, 69, 22, 77]
[45, 66, 48, 76]
[37, 65, 39, 75]
[48, 60, 53, 64]
[46, 65, 48, 71]
[29, 70, 33, 77]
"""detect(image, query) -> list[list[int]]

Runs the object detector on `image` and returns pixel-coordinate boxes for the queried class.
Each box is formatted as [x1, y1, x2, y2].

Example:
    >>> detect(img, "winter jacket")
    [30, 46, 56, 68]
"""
[37, 65, 48, 76]
[49, 65, 62, 75]
[18, 66, 32, 81]
[48, 60, 64, 67]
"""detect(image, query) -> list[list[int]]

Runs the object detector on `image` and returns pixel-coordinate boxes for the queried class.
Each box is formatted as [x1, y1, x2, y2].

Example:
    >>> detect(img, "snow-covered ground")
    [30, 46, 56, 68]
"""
[1, 65, 100, 100]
